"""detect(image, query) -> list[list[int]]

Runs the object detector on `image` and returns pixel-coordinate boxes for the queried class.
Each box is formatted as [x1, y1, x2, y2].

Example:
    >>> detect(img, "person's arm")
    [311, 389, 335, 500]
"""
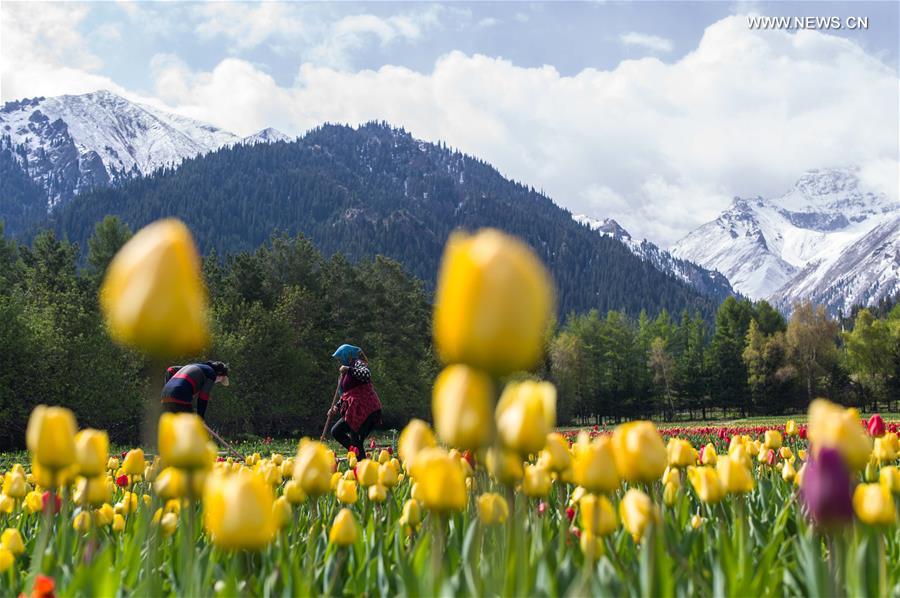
[165, 365, 182, 383]
[197, 377, 214, 419]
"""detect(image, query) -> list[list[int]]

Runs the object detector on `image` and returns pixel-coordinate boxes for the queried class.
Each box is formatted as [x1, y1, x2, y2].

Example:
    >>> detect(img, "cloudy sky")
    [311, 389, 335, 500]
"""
[2, 1, 897, 247]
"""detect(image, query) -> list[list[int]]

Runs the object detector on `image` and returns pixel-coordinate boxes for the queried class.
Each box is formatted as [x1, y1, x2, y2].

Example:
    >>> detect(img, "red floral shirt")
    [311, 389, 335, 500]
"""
[338, 360, 383, 431]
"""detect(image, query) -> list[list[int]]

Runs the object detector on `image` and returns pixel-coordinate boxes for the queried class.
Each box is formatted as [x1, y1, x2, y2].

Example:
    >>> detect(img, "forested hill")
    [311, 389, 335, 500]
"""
[53, 122, 717, 318]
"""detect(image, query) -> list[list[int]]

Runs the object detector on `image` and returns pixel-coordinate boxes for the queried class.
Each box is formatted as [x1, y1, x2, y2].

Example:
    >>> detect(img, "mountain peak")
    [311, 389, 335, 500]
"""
[573, 214, 632, 241]
[241, 127, 292, 145]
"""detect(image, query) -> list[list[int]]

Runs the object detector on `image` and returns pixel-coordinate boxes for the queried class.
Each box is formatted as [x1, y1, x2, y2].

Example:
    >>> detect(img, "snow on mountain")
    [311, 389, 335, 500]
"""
[672, 167, 899, 314]
[240, 127, 292, 145]
[0, 90, 239, 209]
[575, 214, 736, 302]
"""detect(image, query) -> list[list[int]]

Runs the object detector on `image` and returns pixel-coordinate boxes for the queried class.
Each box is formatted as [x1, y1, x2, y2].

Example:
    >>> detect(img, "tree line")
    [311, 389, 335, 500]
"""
[548, 296, 900, 424]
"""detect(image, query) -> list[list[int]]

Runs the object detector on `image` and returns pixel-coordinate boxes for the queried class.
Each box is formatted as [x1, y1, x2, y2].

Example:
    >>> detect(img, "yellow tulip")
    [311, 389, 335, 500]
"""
[667, 438, 695, 468]
[2, 472, 25, 499]
[73, 511, 92, 533]
[280, 458, 294, 478]
[485, 447, 524, 485]
[662, 467, 681, 487]
[433, 229, 554, 376]
[880, 465, 900, 494]
[853, 483, 896, 526]
[691, 514, 704, 529]
[495, 380, 556, 456]
[121, 449, 146, 476]
[283, 480, 306, 504]
[356, 459, 379, 487]
[330, 472, 342, 491]
[398, 419, 437, 470]
[401, 499, 422, 526]
[1, 529, 24, 556]
[476, 493, 510, 525]
[619, 489, 658, 542]
[24, 491, 42, 514]
[523, 465, 551, 498]
[411, 448, 467, 512]
[807, 399, 872, 471]
[432, 365, 495, 450]
[336, 479, 358, 504]
[779, 447, 794, 462]
[74, 429, 108, 477]
[884, 432, 900, 454]
[785, 420, 798, 436]
[717, 455, 754, 494]
[158, 413, 210, 469]
[782, 460, 796, 482]
[293, 439, 335, 497]
[368, 484, 387, 503]
[347, 452, 357, 469]
[763, 430, 782, 450]
[701, 443, 717, 466]
[112, 514, 126, 533]
[116, 492, 139, 515]
[100, 218, 209, 356]
[107, 457, 120, 472]
[154, 467, 187, 500]
[26, 405, 77, 470]
[873, 437, 897, 463]
[203, 470, 276, 550]
[543, 433, 572, 473]
[687, 466, 724, 503]
[378, 462, 399, 488]
[0, 548, 13, 573]
[611, 421, 667, 483]
[329, 508, 359, 546]
[579, 494, 617, 536]
[75, 476, 111, 507]
[272, 496, 292, 529]
[572, 436, 619, 494]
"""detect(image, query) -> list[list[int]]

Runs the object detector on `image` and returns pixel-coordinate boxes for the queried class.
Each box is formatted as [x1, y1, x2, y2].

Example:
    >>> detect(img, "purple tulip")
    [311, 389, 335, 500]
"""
[800, 447, 854, 528]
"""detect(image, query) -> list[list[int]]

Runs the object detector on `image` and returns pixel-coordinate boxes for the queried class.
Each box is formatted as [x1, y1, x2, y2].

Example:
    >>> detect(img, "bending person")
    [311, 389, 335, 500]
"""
[329, 345, 382, 456]
[161, 361, 229, 420]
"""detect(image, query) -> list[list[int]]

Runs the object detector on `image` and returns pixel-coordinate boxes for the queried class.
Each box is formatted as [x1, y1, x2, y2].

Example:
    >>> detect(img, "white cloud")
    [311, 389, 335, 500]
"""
[193, 3, 308, 51]
[3, 10, 897, 247]
[620, 32, 674, 53]
[476, 17, 499, 29]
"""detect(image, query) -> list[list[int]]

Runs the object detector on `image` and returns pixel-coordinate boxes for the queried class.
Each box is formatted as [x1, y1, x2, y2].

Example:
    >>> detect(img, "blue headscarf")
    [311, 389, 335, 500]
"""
[332, 344, 362, 366]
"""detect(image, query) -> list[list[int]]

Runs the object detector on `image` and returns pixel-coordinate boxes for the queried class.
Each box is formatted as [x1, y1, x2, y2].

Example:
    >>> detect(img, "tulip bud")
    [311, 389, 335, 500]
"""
[700, 443, 717, 466]
[873, 437, 896, 463]
[476, 493, 509, 525]
[688, 466, 724, 503]
[112, 514, 126, 533]
[495, 380, 556, 456]
[293, 439, 335, 497]
[782, 460, 797, 482]
[73, 511, 92, 533]
[485, 447, 524, 485]
[572, 436, 619, 494]
[2, 472, 25, 500]
[763, 430, 782, 450]
[203, 470, 276, 550]
[329, 508, 359, 546]
[619, 489, 658, 542]
[717, 455, 754, 494]
[26, 405, 77, 471]
[867, 414, 886, 438]
[122, 449, 146, 476]
[691, 514, 704, 529]
[74, 429, 108, 477]
[544, 433, 572, 473]
[356, 460, 379, 487]
[667, 438, 695, 468]
[523, 465, 551, 498]
[378, 462, 399, 488]
[433, 229, 554, 376]
[398, 420, 437, 471]
[785, 420, 798, 436]
[853, 483, 895, 526]
[800, 447, 854, 528]
[401, 499, 422, 526]
[272, 496, 292, 529]
[880, 465, 900, 494]
[579, 494, 617, 536]
[75, 476, 111, 507]
[100, 218, 209, 356]
[1, 529, 24, 556]
[158, 413, 210, 470]
[432, 365, 495, 450]
[336, 479, 358, 504]
[283, 480, 306, 504]
[611, 421, 667, 483]
[409, 448, 467, 512]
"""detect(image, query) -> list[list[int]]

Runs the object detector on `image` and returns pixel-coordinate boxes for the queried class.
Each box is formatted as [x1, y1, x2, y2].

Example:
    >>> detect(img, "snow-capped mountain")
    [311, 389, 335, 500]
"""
[574, 214, 736, 302]
[0, 90, 241, 209]
[240, 127, 292, 145]
[672, 168, 899, 315]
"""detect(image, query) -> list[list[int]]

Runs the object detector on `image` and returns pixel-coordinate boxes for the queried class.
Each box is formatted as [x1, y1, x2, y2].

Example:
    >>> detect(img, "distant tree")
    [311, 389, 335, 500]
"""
[87, 215, 133, 280]
[786, 301, 839, 404]
[648, 337, 676, 421]
[844, 309, 894, 410]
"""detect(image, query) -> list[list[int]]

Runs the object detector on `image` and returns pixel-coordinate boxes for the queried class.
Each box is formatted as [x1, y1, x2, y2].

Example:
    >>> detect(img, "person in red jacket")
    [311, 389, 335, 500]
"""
[329, 344, 382, 455]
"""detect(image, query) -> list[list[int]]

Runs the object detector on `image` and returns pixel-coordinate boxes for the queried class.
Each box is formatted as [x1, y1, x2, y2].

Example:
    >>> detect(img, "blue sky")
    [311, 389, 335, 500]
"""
[3, 1, 897, 245]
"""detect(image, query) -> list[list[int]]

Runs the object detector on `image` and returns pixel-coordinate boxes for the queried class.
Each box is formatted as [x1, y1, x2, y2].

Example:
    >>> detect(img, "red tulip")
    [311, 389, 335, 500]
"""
[537, 501, 547, 516]
[116, 474, 129, 488]
[867, 414, 886, 437]
[41, 491, 61, 514]
[565, 506, 576, 522]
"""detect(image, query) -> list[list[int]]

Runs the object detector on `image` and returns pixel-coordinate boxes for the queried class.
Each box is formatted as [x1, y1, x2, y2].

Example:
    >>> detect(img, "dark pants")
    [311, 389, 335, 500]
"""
[331, 409, 381, 455]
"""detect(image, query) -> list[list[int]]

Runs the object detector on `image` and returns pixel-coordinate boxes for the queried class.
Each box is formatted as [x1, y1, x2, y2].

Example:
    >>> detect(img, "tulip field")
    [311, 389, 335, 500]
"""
[1, 222, 898, 597]
[3, 406, 900, 597]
